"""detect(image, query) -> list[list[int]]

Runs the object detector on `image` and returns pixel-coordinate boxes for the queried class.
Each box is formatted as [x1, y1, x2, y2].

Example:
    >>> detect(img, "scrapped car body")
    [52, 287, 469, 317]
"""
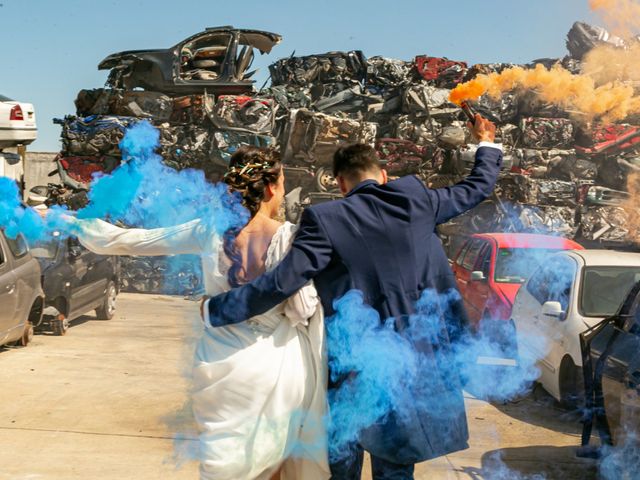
[0, 230, 44, 347]
[0, 94, 37, 148]
[99, 27, 282, 95]
[30, 233, 120, 335]
[580, 281, 640, 451]
[512, 250, 640, 405]
[452, 233, 583, 330]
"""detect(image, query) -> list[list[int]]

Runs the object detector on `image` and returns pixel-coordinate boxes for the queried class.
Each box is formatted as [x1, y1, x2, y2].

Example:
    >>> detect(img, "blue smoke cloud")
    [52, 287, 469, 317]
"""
[0, 176, 74, 241]
[325, 288, 543, 463]
[78, 121, 248, 233]
[1, 120, 247, 243]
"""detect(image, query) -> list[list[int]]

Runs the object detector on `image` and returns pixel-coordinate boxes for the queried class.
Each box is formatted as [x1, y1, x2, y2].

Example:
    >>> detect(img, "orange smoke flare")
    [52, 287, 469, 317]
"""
[449, 63, 639, 123]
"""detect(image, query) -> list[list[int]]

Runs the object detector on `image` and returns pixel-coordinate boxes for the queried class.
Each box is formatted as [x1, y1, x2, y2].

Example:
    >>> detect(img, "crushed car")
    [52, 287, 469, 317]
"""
[99, 27, 282, 95]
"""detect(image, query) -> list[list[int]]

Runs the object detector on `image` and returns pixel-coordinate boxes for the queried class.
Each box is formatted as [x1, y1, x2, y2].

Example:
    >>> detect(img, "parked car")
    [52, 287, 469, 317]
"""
[512, 250, 640, 405]
[451, 233, 583, 332]
[99, 27, 282, 95]
[30, 232, 120, 335]
[0, 94, 37, 149]
[0, 229, 44, 347]
[580, 280, 640, 448]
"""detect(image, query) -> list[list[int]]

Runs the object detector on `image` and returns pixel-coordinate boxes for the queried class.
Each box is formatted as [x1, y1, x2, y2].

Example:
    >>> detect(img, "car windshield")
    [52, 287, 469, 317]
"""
[494, 248, 564, 284]
[30, 237, 60, 259]
[0, 94, 14, 102]
[581, 267, 640, 317]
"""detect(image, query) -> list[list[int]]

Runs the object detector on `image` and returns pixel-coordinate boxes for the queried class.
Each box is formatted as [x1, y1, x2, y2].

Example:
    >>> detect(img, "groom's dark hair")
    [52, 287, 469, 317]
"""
[333, 143, 382, 180]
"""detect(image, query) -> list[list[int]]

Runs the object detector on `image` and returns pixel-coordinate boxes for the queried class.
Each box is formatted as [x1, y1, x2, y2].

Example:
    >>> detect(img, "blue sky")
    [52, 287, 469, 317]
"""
[0, 0, 598, 151]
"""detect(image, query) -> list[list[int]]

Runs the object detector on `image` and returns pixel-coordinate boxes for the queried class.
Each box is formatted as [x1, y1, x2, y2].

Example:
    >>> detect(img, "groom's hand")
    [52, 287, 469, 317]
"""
[199, 295, 210, 322]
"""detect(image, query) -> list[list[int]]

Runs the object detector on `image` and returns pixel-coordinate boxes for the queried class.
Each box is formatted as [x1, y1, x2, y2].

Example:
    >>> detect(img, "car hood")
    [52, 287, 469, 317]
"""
[494, 282, 523, 306]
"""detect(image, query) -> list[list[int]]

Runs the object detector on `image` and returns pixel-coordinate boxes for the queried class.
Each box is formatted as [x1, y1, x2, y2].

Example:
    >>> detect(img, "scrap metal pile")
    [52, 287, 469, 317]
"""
[48, 21, 639, 294]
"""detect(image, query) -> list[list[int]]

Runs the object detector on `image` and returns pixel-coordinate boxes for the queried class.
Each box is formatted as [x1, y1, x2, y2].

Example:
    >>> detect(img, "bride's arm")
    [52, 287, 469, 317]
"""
[68, 217, 208, 256]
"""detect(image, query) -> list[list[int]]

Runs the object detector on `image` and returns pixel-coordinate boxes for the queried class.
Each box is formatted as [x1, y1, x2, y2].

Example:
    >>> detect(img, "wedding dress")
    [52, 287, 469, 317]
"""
[71, 218, 330, 480]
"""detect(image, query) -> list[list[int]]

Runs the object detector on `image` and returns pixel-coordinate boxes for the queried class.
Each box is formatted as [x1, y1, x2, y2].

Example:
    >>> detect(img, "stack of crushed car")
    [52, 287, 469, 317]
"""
[47, 22, 640, 293]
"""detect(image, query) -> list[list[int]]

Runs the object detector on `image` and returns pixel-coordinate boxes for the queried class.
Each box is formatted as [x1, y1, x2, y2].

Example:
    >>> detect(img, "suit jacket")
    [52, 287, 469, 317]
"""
[208, 145, 503, 463]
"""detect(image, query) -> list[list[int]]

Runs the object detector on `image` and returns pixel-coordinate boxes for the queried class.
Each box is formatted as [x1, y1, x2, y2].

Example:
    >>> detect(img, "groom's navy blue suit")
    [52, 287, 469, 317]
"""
[208, 145, 502, 477]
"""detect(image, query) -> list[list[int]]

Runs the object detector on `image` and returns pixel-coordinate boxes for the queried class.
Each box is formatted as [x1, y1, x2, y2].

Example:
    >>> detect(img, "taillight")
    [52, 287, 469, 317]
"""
[10, 105, 24, 121]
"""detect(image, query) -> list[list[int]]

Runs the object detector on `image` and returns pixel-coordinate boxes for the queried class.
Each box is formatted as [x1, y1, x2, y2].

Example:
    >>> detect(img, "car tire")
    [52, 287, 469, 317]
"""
[51, 317, 70, 336]
[13, 321, 34, 347]
[96, 281, 117, 320]
[559, 356, 585, 410]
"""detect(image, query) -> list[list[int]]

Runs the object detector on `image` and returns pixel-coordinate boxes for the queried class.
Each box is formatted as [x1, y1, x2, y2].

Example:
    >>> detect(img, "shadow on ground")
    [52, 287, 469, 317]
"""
[458, 445, 598, 479]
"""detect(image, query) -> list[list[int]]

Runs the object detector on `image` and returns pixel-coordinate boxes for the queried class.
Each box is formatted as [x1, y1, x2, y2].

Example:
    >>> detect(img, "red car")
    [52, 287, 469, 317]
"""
[452, 233, 584, 331]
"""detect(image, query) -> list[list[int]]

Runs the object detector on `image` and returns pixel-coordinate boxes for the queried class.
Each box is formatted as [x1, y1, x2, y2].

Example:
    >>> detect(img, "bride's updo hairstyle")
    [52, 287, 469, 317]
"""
[222, 146, 283, 287]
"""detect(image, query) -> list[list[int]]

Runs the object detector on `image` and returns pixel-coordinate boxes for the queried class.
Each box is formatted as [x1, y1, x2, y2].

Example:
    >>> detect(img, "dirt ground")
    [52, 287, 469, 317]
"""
[0, 293, 598, 479]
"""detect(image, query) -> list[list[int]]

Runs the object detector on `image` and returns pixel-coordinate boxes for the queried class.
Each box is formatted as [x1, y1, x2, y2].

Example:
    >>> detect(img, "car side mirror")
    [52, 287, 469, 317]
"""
[68, 246, 82, 261]
[542, 301, 565, 319]
[471, 271, 486, 282]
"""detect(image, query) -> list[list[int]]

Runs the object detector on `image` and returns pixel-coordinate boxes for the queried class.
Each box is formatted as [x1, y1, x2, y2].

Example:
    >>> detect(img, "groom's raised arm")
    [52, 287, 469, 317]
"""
[206, 207, 333, 327]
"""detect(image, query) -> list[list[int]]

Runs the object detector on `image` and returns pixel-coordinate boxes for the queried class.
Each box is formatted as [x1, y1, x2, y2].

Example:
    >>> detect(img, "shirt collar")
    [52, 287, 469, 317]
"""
[346, 179, 380, 197]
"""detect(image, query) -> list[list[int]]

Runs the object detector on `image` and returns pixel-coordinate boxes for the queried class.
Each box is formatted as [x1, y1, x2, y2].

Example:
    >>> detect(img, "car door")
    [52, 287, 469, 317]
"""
[0, 232, 19, 342]
[466, 241, 493, 323]
[452, 238, 472, 293]
[4, 233, 37, 325]
[457, 239, 486, 326]
[521, 255, 578, 375]
[82, 249, 110, 308]
[66, 236, 94, 318]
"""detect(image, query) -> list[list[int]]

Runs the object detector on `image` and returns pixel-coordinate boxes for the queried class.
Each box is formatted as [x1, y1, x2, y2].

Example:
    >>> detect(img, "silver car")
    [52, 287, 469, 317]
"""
[0, 229, 44, 347]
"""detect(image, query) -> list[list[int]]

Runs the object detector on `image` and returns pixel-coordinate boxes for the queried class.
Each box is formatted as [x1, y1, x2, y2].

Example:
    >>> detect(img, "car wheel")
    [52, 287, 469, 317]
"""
[96, 281, 117, 320]
[51, 317, 70, 336]
[13, 322, 34, 347]
[559, 356, 585, 410]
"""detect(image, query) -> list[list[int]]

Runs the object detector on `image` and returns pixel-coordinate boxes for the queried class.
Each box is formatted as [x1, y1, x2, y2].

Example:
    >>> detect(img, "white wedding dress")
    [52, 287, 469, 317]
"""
[71, 218, 330, 480]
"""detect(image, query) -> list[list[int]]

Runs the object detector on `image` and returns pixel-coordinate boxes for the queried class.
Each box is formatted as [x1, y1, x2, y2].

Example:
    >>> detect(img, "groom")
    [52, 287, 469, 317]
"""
[205, 114, 502, 479]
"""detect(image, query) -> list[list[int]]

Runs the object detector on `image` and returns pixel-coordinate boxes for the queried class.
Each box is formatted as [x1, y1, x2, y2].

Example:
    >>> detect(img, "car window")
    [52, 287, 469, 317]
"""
[580, 267, 640, 317]
[478, 243, 492, 276]
[527, 256, 576, 311]
[455, 240, 471, 266]
[5, 233, 29, 258]
[462, 239, 484, 271]
[180, 33, 232, 81]
[494, 248, 565, 284]
[30, 238, 60, 259]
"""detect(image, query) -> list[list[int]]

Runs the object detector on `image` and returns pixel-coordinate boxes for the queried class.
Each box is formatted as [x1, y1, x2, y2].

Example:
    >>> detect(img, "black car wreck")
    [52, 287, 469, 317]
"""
[99, 26, 282, 95]
[30, 233, 120, 335]
[579, 281, 640, 457]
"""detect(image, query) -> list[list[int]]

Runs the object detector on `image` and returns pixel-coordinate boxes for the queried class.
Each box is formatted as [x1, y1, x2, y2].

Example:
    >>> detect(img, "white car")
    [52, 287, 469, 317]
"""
[0, 94, 37, 149]
[512, 250, 640, 405]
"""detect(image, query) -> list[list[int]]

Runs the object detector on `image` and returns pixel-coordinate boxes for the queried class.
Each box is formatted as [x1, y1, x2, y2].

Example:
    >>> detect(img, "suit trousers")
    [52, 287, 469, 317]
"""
[330, 447, 415, 480]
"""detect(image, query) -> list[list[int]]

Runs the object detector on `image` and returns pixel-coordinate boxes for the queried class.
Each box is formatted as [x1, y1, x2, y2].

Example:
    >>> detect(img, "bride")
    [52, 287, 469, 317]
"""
[63, 147, 330, 480]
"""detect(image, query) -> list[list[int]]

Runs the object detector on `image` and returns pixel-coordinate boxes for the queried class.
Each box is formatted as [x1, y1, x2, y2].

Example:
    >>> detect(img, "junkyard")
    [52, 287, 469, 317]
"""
[2, 0, 640, 479]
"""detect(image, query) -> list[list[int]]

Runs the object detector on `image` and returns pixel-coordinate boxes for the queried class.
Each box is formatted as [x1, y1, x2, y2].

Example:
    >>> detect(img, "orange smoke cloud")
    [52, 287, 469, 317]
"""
[623, 173, 640, 243]
[449, 63, 640, 123]
[590, 0, 640, 36]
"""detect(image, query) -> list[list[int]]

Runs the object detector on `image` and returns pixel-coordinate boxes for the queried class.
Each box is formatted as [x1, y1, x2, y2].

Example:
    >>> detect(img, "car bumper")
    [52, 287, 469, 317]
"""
[0, 127, 37, 147]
